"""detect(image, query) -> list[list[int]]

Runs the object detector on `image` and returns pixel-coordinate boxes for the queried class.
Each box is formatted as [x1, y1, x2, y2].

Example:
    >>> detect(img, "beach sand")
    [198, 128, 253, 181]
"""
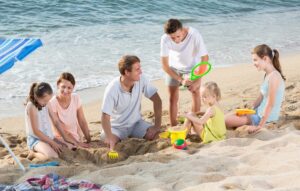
[0, 53, 300, 190]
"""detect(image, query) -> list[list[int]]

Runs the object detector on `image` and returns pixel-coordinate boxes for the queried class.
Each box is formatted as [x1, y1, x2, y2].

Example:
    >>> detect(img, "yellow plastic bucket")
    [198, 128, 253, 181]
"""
[168, 126, 187, 144]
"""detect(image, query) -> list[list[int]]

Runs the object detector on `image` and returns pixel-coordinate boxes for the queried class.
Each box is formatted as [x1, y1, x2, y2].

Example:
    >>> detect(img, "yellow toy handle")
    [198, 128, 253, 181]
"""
[235, 109, 256, 116]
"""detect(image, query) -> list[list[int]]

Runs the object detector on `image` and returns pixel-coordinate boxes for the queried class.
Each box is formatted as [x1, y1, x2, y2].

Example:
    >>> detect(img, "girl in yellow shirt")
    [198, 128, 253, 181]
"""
[184, 81, 226, 144]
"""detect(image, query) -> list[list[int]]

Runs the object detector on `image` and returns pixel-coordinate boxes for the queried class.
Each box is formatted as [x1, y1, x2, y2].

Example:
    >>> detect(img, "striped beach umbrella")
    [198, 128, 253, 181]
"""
[0, 38, 42, 74]
[0, 38, 42, 171]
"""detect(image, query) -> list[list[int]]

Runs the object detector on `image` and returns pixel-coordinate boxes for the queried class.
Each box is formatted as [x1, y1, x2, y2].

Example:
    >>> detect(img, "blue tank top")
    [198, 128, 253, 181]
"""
[257, 71, 285, 122]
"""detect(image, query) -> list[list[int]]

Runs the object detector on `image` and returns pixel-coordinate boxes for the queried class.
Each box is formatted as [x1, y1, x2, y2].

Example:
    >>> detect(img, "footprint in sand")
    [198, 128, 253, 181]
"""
[293, 121, 300, 130]
[0, 149, 8, 158]
[6, 135, 25, 149]
[200, 173, 226, 183]
[221, 137, 255, 147]
[7, 136, 23, 144]
[286, 105, 297, 112]
[142, 110, 154, 118]
[285, 83, 295, 91]
[241, 86, 258, 96]
[257, 139, 289, 150]
[223, 183, 245, 190]
[285, 96, 298, 104]
[233, 125, 251, 138]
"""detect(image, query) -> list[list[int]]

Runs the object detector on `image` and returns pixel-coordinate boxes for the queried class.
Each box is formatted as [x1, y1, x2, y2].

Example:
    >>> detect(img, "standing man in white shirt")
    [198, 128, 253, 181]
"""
[101, 55, 162, 151]
[160, 18, 209, 126]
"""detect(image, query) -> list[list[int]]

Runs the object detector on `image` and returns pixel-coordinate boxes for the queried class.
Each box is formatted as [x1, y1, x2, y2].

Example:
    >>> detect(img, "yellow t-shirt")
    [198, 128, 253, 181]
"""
[201, 106, 226, 144]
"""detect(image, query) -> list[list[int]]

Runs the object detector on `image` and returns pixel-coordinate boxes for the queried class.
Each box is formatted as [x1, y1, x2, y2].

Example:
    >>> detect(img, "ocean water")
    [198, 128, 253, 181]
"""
[0, 0, 300, 117]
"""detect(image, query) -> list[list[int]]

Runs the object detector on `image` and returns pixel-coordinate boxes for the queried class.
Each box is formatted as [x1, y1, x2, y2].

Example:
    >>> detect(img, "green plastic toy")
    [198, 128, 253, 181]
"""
[190, 61, 212, 81]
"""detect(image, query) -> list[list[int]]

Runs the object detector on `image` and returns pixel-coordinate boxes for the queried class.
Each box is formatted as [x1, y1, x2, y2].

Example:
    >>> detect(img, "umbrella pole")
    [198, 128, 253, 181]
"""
[0, 135, 26, 172]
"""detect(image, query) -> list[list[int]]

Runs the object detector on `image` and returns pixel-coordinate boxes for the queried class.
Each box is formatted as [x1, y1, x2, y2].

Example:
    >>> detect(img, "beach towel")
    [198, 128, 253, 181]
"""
[0, 173, 126, 191]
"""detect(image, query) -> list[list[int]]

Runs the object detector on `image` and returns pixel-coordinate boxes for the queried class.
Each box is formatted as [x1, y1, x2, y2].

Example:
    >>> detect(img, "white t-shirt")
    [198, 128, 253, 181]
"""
[160, 27, 208, 72]
[101, 75, 157, 129]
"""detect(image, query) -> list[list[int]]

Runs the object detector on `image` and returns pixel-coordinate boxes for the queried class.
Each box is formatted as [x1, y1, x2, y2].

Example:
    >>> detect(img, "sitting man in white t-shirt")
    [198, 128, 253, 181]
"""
[101, 55, 162, 150]
[160, 18, 209, 126]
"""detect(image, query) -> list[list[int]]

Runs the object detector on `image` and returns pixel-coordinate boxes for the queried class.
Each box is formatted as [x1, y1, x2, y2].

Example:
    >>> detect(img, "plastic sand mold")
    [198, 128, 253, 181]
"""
[108, 150, 119, 159]
[173, 139, 187, 150]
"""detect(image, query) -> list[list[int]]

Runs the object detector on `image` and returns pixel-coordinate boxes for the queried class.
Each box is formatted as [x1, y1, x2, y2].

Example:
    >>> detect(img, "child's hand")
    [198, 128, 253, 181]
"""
[248, 125, 262, 134]
[51, 141, 63, 154]
[182, 78, 192, 87]
[84, 136, 91, 143]
[77, 142, 90, 148]
[53, 138, 68, 148]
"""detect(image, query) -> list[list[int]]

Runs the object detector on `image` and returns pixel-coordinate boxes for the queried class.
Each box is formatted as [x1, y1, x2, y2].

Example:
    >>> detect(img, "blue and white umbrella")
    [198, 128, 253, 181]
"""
[0, 38, 42, 74]
[0, 38, 42, 171]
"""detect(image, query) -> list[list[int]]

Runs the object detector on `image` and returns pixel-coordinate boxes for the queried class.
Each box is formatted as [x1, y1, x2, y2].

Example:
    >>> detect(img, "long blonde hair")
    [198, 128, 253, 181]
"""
[252, 44, 286, 80]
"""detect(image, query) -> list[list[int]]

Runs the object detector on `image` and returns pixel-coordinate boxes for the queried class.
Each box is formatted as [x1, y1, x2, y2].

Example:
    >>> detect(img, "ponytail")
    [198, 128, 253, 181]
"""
[25, 83, 38, 108]
[272, 49, 286, 81]
[25, 82, 53, 110]
[252, 44, 286, 81]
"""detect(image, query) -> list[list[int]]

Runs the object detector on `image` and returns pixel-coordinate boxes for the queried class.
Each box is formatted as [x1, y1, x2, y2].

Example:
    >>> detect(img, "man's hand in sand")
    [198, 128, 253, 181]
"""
[104, 135, 119, 150]
[144, 126, 160, 140]
[248, 125, 263, 134]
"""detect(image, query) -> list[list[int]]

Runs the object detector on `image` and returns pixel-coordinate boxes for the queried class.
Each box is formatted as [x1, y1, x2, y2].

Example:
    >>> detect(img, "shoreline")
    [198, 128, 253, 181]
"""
[0, 49, 297, 120]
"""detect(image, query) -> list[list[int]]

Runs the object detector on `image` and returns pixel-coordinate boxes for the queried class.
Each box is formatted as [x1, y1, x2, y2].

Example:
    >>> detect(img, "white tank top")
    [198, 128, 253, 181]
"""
[25, 102, 54, 140]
